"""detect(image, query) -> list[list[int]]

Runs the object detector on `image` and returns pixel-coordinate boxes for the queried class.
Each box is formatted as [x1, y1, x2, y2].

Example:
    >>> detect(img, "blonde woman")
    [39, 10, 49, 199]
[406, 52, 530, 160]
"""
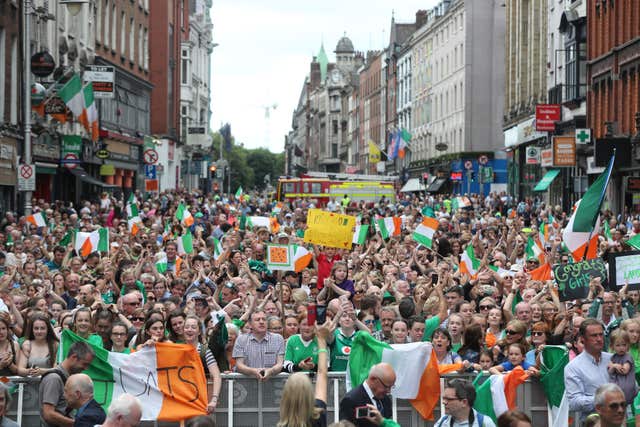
[277, 323, 331, 427]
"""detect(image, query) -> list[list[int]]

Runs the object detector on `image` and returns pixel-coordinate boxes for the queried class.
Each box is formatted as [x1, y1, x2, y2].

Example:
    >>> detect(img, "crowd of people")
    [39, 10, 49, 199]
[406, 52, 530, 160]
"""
[0, 188, 639, 426]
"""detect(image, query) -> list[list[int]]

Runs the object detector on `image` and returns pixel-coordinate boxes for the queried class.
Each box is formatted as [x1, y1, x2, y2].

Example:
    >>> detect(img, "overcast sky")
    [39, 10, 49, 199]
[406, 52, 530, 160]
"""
[210, 0, 439, 153]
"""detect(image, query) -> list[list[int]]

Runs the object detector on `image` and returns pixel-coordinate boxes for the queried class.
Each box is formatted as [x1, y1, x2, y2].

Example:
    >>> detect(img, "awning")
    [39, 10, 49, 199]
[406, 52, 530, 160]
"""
[534, 169, 561, 191]
[427, 178, 447, 193]
[400, 178, 426, 193]
[69, 167, 119, 188]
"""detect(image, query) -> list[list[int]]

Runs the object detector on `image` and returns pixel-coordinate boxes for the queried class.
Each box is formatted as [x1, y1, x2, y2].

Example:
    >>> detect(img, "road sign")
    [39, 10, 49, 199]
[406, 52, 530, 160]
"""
[144, 164, 157, 180]
[481, 166, 494, 183]
[478, 155, 489, 165]
[526, 147, 540, 164]
[143, 149, 158, 165]
[61, 153, 80, 169]
[575, 128, 591, 145]
[145, 179, 159, 192]
[464, 160, 473, 170]
[18, 164, 35, 191]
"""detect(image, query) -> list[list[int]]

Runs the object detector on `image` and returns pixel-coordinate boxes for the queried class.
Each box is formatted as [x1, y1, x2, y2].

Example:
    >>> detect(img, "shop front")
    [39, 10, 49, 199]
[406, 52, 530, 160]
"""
[504, 117, 548, 201]
[32, 134, 61, 202]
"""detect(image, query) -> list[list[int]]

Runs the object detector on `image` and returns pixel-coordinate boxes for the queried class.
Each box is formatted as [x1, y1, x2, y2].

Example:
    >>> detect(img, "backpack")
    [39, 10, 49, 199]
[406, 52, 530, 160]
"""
[435, 411, 485, 427]
[40, 367, 69, 386]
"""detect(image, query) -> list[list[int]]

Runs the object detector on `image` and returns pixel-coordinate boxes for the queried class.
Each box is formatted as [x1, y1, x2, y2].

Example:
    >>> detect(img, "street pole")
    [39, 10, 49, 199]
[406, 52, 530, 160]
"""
[23, 0, 33, 215]
[466, 169, 471, 195]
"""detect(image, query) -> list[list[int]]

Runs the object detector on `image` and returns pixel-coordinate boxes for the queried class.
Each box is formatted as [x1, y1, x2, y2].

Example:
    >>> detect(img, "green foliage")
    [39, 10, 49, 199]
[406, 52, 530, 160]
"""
[209, 132, 285, 191]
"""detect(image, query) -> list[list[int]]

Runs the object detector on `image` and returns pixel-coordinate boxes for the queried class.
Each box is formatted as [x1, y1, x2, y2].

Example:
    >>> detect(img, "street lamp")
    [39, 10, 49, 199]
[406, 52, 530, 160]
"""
[59, 0, 88, 17]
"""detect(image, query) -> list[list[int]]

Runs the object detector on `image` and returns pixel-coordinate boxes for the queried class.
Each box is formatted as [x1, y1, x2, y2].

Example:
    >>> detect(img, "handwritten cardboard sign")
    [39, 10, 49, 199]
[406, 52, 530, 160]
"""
[303, 209, 356, 249]
[553, 258, 608, 301]
[609, 251, 640, 290]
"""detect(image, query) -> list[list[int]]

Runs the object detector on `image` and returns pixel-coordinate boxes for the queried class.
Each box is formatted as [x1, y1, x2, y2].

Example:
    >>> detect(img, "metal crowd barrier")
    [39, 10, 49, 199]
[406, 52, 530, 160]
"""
[6, 373, 576, 427]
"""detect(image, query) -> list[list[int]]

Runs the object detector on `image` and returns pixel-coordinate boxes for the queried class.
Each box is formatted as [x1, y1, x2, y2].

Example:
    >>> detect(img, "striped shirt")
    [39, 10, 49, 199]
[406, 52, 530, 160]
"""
[232, 332, 285, 368]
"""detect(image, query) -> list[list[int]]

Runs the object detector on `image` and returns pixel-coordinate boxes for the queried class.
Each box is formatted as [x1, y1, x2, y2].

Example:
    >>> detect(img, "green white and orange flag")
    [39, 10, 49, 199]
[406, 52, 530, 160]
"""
[376, 216, 402, 239]
[235, 186, 243, 199]
[352, 224, 369, 245]
[60, 329, 207, 421]
[265, 244, 312, 272]
[525, 236, 545, 263]
[26, 212, 47, 228]
[459, 245, 481, 278]
[562, 153, 614, 261]
[175, 203, 194, 227]
[126, 194, 142, 236]
[74, 228, 109, 257]
[176, 232, 193, 255]
[346, 331, 440, 420]
[58, 74, 99, 141]
[473, 367, 529, 423]
[413, 216, 439, 249]
[628, 234, 640, 250]
[603, 220, 615, 246]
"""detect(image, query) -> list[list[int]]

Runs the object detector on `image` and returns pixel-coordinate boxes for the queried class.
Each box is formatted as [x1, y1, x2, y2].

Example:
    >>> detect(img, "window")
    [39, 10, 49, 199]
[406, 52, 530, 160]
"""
[10, 35, 17, 124]
[111, 4, 116, 48]
[138, 25, 143, 65]
[129, 18, 135, 61]
[104, 0, 109, 47]
[311, 183, 322, 194]
[181, 48, 190, 85]
[96, 1, 102, 43]
[120, 12, 126, 54]
[284, 183, 295, 193]
[0, 28, 4, 121]
[332, 120, 338, 135]
[143, 28, 148, 69]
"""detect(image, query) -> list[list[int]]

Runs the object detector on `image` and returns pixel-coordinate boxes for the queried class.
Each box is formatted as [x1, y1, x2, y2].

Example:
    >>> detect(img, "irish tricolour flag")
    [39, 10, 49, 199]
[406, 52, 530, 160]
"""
[473, 366, 529, 423]
[562, 153, 614, 261]
[459, 245, 480, 278]
[58, 74, 99, 141]
[376, 217, 402, 239]
[75, 228, 109, 257]
[347, 332, 440, 420]
[26, 212, 47, 228]
[60, 330, 207, 421]
[413, 216, 438, 248]
[352, 224, 369, 245]
[176, 232, 193, 255]
[175, 203, 194, 227]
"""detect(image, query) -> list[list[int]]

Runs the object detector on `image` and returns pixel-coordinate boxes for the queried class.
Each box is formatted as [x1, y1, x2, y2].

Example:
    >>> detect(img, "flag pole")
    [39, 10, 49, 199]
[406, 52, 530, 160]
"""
[581, 149, 616, 261]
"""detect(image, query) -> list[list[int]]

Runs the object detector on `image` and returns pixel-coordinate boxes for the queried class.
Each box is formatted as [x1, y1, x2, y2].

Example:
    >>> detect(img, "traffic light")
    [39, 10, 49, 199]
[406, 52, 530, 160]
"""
[209, 164, 217, 173]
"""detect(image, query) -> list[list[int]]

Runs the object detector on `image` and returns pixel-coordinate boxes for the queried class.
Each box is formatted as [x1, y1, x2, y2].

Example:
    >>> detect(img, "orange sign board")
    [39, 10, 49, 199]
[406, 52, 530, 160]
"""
[553, 136, 576, 167]
[145, 179, 159, 192]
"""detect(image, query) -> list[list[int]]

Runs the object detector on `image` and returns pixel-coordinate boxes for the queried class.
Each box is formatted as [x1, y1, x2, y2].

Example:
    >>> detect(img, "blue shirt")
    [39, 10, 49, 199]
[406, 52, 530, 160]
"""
[564, 350, 612, 419]
[499, 360, 532, 371]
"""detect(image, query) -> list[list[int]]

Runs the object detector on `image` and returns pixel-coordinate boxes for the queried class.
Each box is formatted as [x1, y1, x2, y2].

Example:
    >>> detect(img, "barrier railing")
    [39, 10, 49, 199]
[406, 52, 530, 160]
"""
[6, 373, 575, 427]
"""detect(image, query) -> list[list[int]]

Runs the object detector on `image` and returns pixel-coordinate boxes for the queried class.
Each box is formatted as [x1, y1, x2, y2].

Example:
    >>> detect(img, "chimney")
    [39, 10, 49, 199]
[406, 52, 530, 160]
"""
[415, 10, 428, 28]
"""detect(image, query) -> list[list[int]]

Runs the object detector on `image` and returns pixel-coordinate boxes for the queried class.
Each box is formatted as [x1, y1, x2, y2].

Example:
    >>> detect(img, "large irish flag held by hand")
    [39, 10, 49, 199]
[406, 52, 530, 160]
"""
[346, 331, 440, 420]
[60, 330, 208, 421]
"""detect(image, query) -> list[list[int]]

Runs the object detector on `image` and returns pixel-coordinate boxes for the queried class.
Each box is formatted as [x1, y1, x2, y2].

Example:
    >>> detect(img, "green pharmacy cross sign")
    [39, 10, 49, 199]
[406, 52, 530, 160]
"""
[576, 129, 591, 144]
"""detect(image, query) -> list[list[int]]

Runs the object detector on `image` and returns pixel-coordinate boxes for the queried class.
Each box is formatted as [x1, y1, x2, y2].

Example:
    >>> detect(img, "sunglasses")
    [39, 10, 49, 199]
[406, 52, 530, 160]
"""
[129, 316, 145, 321]
[479, 305, 495, 310]
[607, 401, 627, 410]
[505, 329, 519, 335]
[532, 331, 545, 336]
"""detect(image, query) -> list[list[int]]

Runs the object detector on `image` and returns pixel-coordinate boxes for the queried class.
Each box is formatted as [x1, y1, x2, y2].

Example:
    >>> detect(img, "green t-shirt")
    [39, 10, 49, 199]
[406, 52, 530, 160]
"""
[285, 335, 320, 369]
[330, 329, 356, 372]
[423, 315, 442, 341]
[452, 342, 462, 353]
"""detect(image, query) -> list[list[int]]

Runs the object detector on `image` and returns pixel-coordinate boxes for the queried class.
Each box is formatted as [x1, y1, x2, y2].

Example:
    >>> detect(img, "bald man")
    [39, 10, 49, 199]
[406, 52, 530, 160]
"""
[63, 374, 106, 427]
[339, 362, 396, 426]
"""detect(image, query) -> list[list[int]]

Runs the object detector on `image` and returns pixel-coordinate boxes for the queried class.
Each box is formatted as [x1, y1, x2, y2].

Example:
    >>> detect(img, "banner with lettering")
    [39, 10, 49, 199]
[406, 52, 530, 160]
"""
[60, 330, 207, 421]
[303, 209, 356, 249]
[609, 251, 640, 290]
[553, 259, 608, 301]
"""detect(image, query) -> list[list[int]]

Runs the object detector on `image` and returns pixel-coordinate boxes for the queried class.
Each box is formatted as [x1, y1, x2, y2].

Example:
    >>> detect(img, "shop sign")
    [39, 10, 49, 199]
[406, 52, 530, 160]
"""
[627, 177, 640, 192]
[526, 147, 540, 164]
[535, 104, 561, 131]
[30, 51, 56, 77]
[83, 65, 115, 98]
[45, 97, 68, 115]
[552, 136, 576, 167]
[540, 149, 553, 167]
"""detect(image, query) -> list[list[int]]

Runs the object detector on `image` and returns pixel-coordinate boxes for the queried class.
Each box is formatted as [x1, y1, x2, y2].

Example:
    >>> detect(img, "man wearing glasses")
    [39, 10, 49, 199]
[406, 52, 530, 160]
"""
[435, 378, 495, 427]
[594, 383, 627, 427]
[339, 362, 395, 426]
[565, 319, 612, 421]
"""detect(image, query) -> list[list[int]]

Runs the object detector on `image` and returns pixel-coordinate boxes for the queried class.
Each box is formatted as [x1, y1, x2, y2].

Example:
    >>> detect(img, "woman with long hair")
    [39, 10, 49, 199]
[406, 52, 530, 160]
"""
[458, 323, 485, 367]
[485, 308, 505, 349]
[135, 317, 171, 350]
[109, 322, 131, 354]
[182, 315, 222, 414]
[71, 307, 103, 347]
[277, 324, 330, 427]
[18, 312, 59, 375]
[431, 328, 463, 365]
[493, 319, 529, 364]
[166, 310, 186, 343]
[0, 314, 19, 376]
[447, 313, 465, 352]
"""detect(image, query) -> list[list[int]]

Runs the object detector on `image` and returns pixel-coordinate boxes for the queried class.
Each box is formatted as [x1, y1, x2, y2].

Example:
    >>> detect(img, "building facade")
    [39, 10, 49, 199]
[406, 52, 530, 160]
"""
[503, 0, 548, 200]
[409, 0, 506, 195]
[587, 0, 640, 213]
[360, 51, 383, 174]
[181, 0, 214, 191]
[93, 0, 152, 196]
[150, 0, 188, 191]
